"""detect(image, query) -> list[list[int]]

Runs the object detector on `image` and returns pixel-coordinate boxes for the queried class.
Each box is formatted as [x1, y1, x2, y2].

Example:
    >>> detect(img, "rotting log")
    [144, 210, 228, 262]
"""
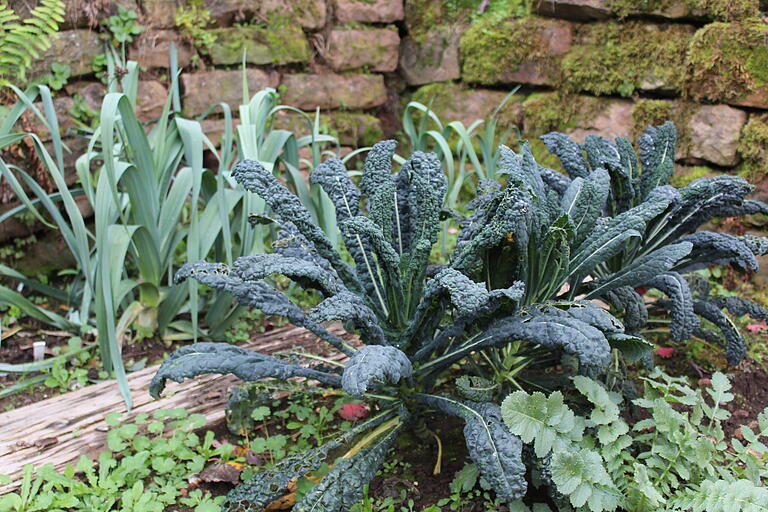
[0, 324, 350, 492]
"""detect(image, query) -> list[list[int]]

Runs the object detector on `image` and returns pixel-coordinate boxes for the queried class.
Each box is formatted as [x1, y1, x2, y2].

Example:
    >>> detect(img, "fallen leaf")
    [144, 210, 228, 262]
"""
[199, 461, 243, 484]
[338, 402, 369, 421]
[655, 347, 675, 358]
[746, 321, 767, 334]
[245, 450, 264, 466]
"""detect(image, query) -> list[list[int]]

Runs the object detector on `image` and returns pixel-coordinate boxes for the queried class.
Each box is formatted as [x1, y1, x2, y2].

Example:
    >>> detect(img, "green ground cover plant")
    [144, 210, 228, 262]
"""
[501, 370, 768, 511]
[0, 408, 229, 512]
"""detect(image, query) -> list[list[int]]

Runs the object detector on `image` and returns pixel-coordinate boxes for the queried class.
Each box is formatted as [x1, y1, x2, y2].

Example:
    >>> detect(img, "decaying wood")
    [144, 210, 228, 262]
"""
[0, 324, 349, 492]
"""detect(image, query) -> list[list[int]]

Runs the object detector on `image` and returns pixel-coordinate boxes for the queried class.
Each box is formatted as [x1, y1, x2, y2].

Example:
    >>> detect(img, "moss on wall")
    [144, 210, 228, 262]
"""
[406, 0, 533, 38]
[460, 16, 565, 85]
[560, 21, 694, 97]
[631, 99, 675, 138]
[684, 20, 768, 103]
[522, 92, 600, 136]
[606, 0, 760, 22]
[670, 165, 712, 187]
[208, 24, 310, 65]
[738, 114, 768, 180]
[410, 81, 461, 115]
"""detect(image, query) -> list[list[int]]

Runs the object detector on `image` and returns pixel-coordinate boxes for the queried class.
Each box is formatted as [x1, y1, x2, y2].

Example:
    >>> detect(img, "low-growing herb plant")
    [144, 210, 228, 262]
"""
[0, 408, 229, 512]
[151, 140, 649, 509]
[500, 370, 768, 512]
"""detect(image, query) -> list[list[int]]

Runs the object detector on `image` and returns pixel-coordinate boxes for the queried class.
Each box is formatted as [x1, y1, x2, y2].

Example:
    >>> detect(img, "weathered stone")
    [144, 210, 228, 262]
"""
[411, 83, 521, 128]
[460, 17, 573, 86]
[204, 0, 257, 25]
[135, 81, 168, 122]
[140, 0, 178, 28]
[684, 21, 768, 108]
[325, 28, 400, 72]
[65, 81, 106, 111]
[29, 96, 76, 140]
[282, 74, 387, 110]
[566, 100, 633, 143]
[261, 0, 327, 30]
[274, 111, 383, 146]
[31, 30, 102, 78]
[182, 69, 279, 116]
[209, 26, 310, 65]
[684, 104, 747, 167]
[534, 0, 611, 20]
[610, 0, 760, 22]
[562, 21, 694, 97]
[335, 0, 403, 23]
[129, 30, 193, 69]
[399, 27, 462, 86]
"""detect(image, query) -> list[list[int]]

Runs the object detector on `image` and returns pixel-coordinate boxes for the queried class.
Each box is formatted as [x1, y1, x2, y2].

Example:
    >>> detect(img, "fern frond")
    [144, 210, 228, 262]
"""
[0, 0, 64, 83]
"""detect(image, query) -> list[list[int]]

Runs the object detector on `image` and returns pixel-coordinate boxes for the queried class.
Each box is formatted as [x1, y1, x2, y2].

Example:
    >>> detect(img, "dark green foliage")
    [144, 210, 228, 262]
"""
[534, 121, 768, 364]
[341, 346, 413, 397]
[293, 419, 404, 511]
[416, 395, 527, 502]
[149, 343, 342, 398]
[151, 121, 762, 508]
[156, 140, 643, 509]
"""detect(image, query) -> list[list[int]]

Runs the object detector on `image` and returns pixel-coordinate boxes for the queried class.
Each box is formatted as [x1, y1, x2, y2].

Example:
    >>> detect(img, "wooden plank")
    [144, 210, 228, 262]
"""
[0, 324, 348, 492]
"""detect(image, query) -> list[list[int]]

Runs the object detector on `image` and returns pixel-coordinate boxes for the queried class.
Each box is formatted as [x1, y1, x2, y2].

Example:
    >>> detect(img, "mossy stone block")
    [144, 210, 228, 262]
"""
[460, 16, 573, 86]
[282, 74, 387, 110]
[738, 114, 768, 180]
[561, 21, 694, 97]
[684, 21, 768, 108]
[606, 0, 760, 22]
[410, 82, 523, 130]
[209, 26, 310, 66]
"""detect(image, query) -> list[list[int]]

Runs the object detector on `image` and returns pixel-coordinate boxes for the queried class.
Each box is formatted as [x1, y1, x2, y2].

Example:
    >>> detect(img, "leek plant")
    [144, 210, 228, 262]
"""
[0, 52, 339, 408]
[400, 89, 519, 256]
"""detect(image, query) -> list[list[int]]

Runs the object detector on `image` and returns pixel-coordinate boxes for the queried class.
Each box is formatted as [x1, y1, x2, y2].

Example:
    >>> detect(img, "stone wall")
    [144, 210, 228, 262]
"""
[7, 0, 768, 196]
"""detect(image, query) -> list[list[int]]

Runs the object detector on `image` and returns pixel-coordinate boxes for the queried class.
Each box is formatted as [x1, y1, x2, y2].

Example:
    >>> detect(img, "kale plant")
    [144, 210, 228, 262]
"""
[501, 371, 768, 512]
[473, 121, 768, 372]
[151, 141, 645, 510]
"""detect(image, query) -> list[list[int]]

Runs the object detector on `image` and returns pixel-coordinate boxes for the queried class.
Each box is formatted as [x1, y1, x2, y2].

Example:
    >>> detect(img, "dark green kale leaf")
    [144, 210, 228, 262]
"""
[603, 286, 648, 334]
[416, 394, 527, 502]
[693, 300, 745, 365]
[231, 159, 362, 293]
[341, 345, 413, 397]
[176, 262, 354, 355]
[676, 232, 761, 273]
[586, 242, 692, 298]
[645, 272, 698, 342]
[540, 132, 590, 179]
[638, 122, 676, 201]
[149, 342, 342, 399]
[310, 291, 388, 346]
[293, 417, 405, 512]
[233, 253, 343, 297]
